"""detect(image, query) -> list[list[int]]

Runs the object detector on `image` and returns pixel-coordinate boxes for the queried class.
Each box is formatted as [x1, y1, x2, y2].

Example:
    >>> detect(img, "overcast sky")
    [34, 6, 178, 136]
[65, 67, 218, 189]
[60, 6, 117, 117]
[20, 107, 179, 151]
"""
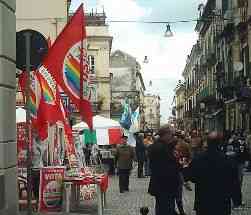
[70, 0, 207, 123]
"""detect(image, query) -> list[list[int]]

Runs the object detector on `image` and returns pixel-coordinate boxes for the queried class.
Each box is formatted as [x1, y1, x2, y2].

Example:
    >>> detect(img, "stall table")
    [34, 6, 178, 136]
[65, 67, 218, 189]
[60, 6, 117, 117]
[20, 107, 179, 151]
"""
[64, 174, 108, 215]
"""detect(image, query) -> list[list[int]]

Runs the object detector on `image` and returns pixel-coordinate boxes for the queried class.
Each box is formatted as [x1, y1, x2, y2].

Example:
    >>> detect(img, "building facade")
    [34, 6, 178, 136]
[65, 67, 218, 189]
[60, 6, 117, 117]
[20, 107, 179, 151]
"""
[143, 94, 161, 132]
[177, 0, 251, 135]
[16, 0, 69, 40]
[110, 50, 146, 129]
[0, 0, 18, 214]
[84, 11, 113, 118]
[174, 82, 186, 130]
[67, 10, 113, 122]
[17, 2, 113, 121]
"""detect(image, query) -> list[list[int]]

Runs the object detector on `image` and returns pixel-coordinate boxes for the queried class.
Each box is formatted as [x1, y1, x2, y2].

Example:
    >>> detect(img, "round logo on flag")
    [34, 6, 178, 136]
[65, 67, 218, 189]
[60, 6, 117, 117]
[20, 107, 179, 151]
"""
[62, 41, 88, 99]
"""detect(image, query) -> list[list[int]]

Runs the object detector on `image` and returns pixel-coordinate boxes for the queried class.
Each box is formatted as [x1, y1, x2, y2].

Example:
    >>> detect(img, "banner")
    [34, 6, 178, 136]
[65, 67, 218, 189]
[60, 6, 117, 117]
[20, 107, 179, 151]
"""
[130, 107, 140, 133]
[52, 126, 61, 166]
[119, 99, 132, 130]
[65, 134, 80, 177]
[39, 167, 65, 212]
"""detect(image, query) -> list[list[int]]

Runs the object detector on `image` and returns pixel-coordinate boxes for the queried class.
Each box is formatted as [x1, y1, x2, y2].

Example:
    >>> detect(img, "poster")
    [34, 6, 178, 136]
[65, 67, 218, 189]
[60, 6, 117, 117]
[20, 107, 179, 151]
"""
[65, 134, 80, 177]
[17, 122, 27, 167]
[39, 167, 65, 212]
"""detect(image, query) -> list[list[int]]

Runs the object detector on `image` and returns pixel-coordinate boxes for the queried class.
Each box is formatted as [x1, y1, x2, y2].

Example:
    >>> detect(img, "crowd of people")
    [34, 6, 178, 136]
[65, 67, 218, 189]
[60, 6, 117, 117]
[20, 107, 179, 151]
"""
[112, 126, 251, 215]
[81, 126, 251, 215]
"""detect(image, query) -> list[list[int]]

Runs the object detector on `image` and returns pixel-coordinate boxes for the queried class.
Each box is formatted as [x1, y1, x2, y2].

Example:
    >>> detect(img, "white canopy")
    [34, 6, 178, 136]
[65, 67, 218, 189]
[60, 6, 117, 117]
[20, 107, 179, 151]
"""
[16, 107, 26, 123]
[73, 115, 121, 131]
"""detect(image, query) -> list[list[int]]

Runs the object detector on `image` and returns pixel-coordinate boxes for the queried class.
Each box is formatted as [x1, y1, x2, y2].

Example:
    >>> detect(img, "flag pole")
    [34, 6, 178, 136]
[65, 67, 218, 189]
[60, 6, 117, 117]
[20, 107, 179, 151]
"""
[80, 5, 84, 123]
[24, 31, 33, 215]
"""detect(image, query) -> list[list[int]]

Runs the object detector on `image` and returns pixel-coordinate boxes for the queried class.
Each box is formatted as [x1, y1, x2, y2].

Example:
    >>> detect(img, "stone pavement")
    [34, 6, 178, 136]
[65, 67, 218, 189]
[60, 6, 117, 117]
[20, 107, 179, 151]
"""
[21, 169, 251, 215]
[71, 168, 251, 215]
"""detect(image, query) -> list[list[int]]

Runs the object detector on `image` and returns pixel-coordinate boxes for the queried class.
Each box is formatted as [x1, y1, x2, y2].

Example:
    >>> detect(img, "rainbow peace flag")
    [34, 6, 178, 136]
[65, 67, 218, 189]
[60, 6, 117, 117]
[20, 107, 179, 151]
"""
[39, 74, 55, 103]
[64, 54, 80, 95]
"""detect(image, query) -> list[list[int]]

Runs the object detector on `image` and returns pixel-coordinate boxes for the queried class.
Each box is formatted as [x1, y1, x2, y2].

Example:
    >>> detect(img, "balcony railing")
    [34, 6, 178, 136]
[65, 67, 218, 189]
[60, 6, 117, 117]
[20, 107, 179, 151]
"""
[235, 2, 248, 26]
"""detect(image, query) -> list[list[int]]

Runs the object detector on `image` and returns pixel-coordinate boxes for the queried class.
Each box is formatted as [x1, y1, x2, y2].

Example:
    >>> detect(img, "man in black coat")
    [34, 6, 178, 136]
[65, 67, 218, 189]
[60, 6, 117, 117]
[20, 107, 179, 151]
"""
[148, 126, 181, 215]
[183, 131, 242, 215]
[135, 132, 146, 178]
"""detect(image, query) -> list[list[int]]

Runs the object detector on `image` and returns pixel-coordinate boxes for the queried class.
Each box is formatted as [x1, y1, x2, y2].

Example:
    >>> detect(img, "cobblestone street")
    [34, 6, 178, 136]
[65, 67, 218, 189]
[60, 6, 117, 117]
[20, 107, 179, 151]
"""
[21, 169, 251, 215]
[73, 168, 251, 215]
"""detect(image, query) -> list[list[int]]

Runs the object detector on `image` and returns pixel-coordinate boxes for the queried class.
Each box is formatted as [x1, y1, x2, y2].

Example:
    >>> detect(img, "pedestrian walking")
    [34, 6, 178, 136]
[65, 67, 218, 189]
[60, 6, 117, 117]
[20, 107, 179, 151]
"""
[190, 130, 203, 159]
[148, 126, 181, 215]
[245, 132, 251, 172]
[144, 133, 153, 176]
[222, 131, 249, 188]
[182, 131, 242, 215]
[175, 138, 192, 185]
[115, 134, 135, 193]
[135, 132, 146, 178]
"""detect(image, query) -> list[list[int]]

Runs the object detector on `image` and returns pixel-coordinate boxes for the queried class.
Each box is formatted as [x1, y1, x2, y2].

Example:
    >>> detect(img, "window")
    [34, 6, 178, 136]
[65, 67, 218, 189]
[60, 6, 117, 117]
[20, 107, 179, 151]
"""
[88, 55, 95, 74]
[222, 0, 229, 14]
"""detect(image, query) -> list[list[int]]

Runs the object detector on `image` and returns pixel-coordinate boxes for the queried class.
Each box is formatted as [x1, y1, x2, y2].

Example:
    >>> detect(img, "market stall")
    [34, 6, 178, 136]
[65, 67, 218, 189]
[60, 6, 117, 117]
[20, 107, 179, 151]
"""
[16, 109, 110, 214]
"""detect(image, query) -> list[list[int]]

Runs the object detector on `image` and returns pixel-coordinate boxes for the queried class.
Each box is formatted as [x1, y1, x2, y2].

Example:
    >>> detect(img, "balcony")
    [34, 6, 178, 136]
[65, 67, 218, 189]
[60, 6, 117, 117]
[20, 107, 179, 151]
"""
[206, 50, 217, 66]
[184, 110, 192, 118]
[200, 55, 208, 68]
[198, 87, 216, 103]
[235, 2, 248, 27]
[220, 83, 235, 100]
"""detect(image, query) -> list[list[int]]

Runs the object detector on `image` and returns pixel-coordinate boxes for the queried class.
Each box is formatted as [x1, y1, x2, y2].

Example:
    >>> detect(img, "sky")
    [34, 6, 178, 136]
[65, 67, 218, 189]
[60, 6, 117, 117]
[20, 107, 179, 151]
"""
[70, 0, 207, 123]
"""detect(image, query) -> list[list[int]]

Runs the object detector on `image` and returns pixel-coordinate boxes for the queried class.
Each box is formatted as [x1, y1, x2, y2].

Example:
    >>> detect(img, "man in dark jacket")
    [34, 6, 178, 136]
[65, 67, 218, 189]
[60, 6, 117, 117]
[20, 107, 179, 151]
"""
[135, 132, 146, 178]
[183, 131, 242, 215]
[115, 135, 135, 193]
[148, 126, 181, 215]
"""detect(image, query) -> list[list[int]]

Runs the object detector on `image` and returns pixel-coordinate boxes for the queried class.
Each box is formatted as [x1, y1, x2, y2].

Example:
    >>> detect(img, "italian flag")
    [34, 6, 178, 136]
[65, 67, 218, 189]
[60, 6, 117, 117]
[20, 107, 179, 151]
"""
[80, 128, 122, 145]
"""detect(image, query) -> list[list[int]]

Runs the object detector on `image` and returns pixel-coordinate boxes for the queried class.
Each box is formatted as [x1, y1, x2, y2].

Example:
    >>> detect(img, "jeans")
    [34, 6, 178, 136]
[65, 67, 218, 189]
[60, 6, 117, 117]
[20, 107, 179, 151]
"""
[155, 195, 175, 215]
[144, 158, 151, 176]
[238, 163, 244, 188]
[138, 161, 144, 178]
[175, 174, 185, 214]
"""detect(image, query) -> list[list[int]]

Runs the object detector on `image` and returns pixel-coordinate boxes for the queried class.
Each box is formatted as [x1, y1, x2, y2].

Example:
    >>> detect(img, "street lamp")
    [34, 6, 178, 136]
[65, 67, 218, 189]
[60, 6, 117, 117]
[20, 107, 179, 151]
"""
[164, 24, 174, 37]
[143, 56, 149, 64]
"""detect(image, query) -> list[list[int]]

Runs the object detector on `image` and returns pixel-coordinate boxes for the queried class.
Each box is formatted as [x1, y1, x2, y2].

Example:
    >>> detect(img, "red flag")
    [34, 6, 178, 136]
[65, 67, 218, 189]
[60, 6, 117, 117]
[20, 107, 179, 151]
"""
[18, 72, 40, 129]
[35, 69, 63, 125]
[41, 4, 93, 129]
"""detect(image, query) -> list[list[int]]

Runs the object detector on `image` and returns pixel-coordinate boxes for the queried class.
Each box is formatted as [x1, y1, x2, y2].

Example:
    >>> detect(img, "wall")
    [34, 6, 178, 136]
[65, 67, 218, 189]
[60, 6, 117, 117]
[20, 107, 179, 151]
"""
[86, 25, 112, 117]
[16, 0, 68, 40]
[110, 51, 140, 118]
[0, 0, 18, 214]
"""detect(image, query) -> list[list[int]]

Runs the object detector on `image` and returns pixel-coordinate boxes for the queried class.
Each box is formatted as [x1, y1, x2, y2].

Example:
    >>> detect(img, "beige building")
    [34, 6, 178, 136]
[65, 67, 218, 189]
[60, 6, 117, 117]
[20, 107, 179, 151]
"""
[0, 0, 18, 214]
[143, 94, 161, 132]
[84, 11, 113, 118]
[110, 50, 146, 129]
[174, 82, 185, 130]
[177, 0, 251, 135]
[16, 1, 113, 120]
[16, 0, 69, 40]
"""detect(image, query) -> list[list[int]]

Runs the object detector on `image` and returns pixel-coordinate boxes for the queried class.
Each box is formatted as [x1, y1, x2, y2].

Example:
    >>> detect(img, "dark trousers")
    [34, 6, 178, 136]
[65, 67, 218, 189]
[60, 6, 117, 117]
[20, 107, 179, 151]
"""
[175, 183, 185, 214]
[118, 169, 130, 192]
[155, 195, 175, 215]
[138, 161, 144, 178]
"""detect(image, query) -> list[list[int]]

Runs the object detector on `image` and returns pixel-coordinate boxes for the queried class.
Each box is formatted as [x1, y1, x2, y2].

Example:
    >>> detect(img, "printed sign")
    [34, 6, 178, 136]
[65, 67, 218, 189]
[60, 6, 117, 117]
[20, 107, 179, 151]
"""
[39, 167, 65, 212]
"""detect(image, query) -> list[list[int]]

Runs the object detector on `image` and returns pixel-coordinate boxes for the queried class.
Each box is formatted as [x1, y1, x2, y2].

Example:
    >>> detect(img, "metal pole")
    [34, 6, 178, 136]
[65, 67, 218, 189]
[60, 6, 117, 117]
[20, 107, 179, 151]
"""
[24, 32, 33, 215]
